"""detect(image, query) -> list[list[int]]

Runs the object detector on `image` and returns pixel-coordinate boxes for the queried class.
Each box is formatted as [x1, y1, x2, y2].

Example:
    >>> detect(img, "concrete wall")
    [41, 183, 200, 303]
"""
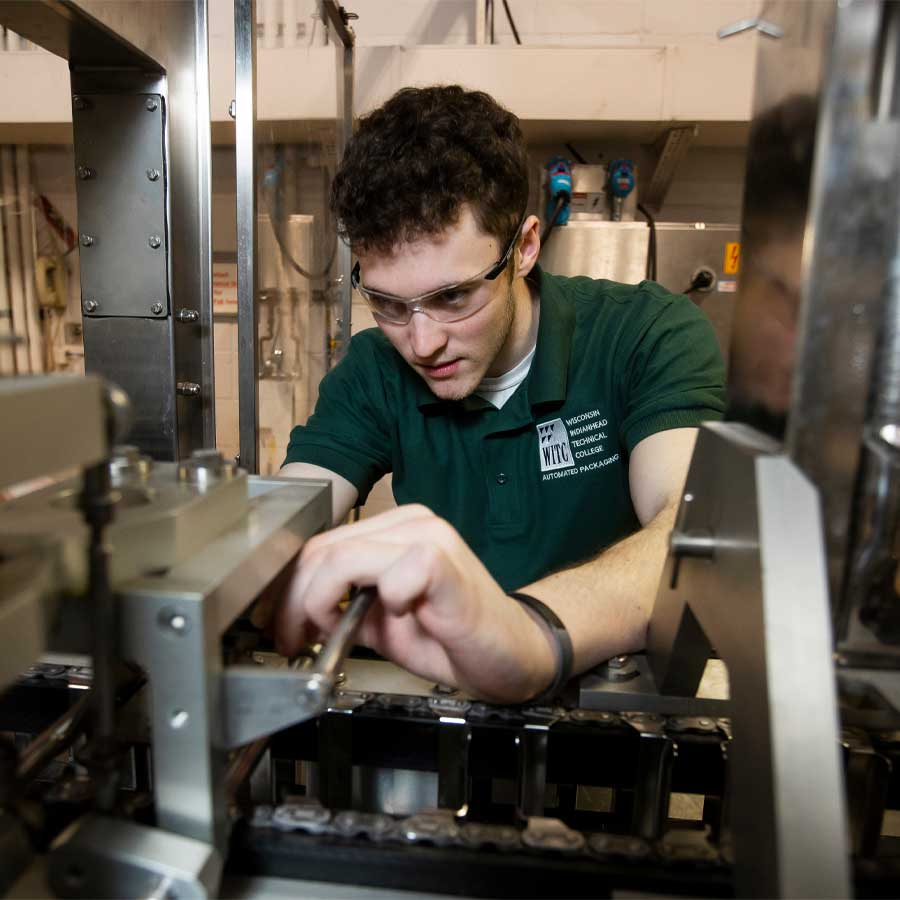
[241, 0, 762, 47]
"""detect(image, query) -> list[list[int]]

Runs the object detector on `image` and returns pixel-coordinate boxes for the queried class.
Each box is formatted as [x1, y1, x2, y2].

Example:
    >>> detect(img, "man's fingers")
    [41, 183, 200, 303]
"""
[376, 542, 481, 643]
[278, 539, 410, 656]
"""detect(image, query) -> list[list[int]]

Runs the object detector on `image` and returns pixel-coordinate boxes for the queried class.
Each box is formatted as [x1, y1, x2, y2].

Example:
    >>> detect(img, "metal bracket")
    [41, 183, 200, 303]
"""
[220, 587, 375, 747]
[717, 17, 784, 39]
[642, 125, 697, 211]
[47, 816, 221, 900]
[218, 666, 329, 749]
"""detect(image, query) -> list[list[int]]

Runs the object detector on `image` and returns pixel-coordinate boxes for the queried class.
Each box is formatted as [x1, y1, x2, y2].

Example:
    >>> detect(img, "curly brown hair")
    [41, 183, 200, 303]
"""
[330, 85, 529, 256]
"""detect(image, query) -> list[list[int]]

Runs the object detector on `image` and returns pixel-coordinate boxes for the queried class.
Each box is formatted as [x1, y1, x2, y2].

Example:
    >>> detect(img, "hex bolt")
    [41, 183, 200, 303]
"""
[146, 168, 160, 182]
[176, 382, 201, 397]
[176, 308, 199, 323]
[146, 97, 159, 112]
[80, 233, 94, 247]
[83, 299, 98, 314]
[76, 166, 95, 181]
[148, 234, 162, 249]
[150, 302, 164, 315]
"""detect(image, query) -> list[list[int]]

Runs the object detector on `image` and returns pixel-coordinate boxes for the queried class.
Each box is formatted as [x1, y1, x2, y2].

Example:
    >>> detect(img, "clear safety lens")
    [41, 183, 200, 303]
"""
[362, 281, 490, 325]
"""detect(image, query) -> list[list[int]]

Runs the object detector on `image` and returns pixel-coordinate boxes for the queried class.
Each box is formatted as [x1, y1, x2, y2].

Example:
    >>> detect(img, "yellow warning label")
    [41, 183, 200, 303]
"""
[724, 242, 741, 275]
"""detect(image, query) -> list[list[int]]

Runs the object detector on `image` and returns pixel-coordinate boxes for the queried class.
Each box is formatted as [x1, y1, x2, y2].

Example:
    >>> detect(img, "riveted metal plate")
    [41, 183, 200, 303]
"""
[73, 93, 169, 318]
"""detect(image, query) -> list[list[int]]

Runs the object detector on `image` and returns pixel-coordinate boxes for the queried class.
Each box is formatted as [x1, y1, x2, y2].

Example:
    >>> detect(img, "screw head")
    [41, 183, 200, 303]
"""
[76, 166, 94, 181]
[158, 608, 190, 634]
[151, 302, 163, 315]
[146, 168, 160, 182]
[83, 299, 98, 313]
[79, 233, 94, 247]
[145, 97, 159, 111]
[148, 234, 162, 249]
[228, 99, 236, 119]
[73, 96, 88, 110]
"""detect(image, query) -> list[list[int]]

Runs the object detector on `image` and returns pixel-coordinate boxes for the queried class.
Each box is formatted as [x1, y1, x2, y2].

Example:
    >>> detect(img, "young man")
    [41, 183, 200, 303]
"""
[277, 86, 726, 703]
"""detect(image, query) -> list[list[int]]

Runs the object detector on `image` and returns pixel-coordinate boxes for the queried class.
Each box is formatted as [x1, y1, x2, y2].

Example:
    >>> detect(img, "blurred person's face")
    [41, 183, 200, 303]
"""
[729, 231, 804, 418]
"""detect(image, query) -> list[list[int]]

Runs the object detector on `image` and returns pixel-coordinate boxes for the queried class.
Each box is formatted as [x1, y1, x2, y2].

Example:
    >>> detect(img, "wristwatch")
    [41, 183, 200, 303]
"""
[508, 591, 574, 704]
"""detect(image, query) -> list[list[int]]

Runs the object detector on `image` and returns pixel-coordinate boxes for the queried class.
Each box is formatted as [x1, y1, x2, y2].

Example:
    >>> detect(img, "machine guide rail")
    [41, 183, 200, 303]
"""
[231, 802, 730, 899]
[229, 688, 733, 897]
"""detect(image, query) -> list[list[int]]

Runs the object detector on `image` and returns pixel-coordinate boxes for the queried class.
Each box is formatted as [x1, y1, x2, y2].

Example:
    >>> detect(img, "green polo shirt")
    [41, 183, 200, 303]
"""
[284, 268, 726, 591]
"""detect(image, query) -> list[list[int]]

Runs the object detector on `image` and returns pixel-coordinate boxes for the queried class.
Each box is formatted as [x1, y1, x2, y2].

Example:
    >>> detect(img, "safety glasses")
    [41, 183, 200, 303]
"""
[351, 217, 525, 325]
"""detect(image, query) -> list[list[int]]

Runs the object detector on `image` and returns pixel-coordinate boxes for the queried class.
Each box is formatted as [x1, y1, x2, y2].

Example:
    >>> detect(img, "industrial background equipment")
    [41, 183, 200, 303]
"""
[2, 0, 900, 898]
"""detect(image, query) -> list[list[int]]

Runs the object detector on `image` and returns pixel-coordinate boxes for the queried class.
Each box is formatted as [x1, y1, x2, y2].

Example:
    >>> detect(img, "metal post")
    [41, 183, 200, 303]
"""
[321, 1, 355, 361]
[235, 0, 259, 473]
[647, 424, 851, 898]
[194, 0, 216, 450]
[781, 0, 900, 609]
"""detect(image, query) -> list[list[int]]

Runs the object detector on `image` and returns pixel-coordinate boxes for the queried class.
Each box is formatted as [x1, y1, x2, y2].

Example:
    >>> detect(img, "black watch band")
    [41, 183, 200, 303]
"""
[508, 591, 574, 705]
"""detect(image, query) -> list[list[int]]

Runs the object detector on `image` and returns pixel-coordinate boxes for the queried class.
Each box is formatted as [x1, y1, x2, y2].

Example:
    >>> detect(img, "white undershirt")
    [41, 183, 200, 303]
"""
[474, 342, 537, 409]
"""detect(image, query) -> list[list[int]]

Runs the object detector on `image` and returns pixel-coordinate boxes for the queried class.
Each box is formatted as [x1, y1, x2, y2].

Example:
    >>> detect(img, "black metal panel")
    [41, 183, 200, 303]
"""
[83, 316, 177, 460]
[73, 93, 169, 320]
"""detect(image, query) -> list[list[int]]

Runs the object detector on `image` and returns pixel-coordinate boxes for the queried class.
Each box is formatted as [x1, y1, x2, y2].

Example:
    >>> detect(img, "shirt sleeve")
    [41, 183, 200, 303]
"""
[282, 333, 393, 504]
[617, 284, 728, 453]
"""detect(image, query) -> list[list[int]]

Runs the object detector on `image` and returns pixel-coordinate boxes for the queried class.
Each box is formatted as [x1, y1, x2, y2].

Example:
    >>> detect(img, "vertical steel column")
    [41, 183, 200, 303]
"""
[235, 0, 259, 473]
[321, 1, 355, 361]
[783, 0, 900, 608]
[648, 424, 850, 897]
[194, 0, 216, 449]
[334, 40, 354, 358]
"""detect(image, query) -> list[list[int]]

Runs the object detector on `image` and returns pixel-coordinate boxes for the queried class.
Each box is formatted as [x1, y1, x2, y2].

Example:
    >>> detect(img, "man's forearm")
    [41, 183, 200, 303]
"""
[523, 501, 678, 678]
[279, 462, 358, 525]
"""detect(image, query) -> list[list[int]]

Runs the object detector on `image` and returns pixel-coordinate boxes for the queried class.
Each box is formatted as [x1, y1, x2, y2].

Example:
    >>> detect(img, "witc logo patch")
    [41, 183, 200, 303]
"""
[537, 418, 574, 472]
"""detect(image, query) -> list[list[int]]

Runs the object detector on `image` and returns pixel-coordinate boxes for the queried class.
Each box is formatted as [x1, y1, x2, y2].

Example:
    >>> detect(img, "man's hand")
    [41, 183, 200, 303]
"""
[276, 504, 555, 703]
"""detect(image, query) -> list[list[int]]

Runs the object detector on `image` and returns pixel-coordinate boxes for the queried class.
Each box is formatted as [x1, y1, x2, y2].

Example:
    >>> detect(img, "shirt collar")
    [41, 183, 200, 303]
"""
[526, 265, 574, 407]
[413, 265, 575, 412]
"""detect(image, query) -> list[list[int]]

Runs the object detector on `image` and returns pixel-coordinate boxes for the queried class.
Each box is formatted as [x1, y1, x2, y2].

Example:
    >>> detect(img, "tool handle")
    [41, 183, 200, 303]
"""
[312, 586, 377, 681]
